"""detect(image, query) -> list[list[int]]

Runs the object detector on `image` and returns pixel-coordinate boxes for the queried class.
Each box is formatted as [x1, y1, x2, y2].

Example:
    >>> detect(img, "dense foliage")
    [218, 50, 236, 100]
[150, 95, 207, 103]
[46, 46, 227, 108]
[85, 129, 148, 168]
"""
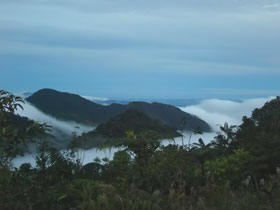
[0, 90, 46, 167]
[235, 96, 280, 182]
[95, 110, 180, 138]
[1, 92, 280, 209]
[74, 110, 180, 148]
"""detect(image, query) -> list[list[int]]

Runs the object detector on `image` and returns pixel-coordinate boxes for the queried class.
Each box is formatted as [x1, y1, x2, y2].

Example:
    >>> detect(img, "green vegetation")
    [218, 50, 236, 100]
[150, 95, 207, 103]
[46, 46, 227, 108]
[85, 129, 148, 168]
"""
[26, 88, 211, 132]
[1, 90, 280, 209]
[0, 90, 46, 167]
[74, 110, 181, 148]
[96, 110, 180, 138]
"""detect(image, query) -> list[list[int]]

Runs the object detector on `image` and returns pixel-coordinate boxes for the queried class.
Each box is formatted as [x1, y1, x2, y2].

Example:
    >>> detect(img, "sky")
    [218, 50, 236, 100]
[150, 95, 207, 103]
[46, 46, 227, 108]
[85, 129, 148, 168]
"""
[1, 0, 280, 99]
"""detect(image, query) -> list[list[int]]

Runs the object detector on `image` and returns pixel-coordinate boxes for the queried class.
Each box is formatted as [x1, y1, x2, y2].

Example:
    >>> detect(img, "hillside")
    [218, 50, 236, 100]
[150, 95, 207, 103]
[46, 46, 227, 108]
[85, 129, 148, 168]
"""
[26, 89, 109, 124]
[126, 102, 209, 131]
[26, 89, 211, 132]
[75, 110, 181, 148]
[96, 109, 180, 138]
[235, 96, 280, 175]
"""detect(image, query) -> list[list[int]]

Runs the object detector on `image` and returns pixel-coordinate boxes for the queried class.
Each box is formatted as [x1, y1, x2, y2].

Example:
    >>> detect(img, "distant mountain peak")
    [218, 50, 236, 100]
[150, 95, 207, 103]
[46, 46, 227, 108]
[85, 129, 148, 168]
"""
[26, 88, 211, 132]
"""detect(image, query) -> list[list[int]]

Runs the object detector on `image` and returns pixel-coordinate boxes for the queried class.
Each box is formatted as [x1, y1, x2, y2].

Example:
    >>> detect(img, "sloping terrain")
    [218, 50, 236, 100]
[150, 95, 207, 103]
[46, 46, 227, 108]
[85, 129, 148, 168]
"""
[27, 89, 211, 132]
[74, 110, 181, 148]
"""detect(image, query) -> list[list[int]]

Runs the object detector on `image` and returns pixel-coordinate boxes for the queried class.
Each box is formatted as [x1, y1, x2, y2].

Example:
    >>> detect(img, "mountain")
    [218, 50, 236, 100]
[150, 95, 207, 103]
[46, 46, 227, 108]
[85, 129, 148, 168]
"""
[26, 89, 111, 124]
[26, 88, 211, 132]
[96, 110, 180, 138]
[86, 97, 201, 107]
[125, 101, 210, 131]
[73, 110, 181, 148]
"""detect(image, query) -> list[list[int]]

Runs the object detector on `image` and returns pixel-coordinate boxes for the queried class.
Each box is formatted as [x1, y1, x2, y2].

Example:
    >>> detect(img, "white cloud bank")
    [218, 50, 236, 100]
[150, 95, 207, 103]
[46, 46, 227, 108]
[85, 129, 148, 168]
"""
[15, 101, 94, 136]
[82, 96, 109, 102]
[180, 97, 275, 131]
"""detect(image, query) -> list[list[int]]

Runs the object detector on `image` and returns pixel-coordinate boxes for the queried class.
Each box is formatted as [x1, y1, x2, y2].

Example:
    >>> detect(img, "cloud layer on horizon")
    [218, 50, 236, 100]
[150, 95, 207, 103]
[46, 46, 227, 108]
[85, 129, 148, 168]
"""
[180, 96, 275, 131]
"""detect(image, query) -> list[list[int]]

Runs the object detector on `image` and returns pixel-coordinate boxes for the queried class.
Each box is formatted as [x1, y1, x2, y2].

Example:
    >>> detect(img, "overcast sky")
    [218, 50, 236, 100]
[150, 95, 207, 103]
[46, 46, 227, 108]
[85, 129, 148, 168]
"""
[1, 0, 280, 99]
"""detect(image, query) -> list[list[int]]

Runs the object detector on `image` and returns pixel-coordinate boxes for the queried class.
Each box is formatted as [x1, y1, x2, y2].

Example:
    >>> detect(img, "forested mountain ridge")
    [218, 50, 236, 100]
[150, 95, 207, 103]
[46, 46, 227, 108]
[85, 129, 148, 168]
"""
[26, 88, 211, 132]
[74, 110, 181, 148]
[26, 88, 109, 124]
[96, 109, 180, 138]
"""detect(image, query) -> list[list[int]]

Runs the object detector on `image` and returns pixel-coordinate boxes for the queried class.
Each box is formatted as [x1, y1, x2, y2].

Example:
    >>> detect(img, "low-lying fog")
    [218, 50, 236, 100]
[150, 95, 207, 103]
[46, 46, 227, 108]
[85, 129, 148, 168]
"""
[12, 96, 275, 168]
[16, 102, 94, 136]
[179, 97, 275, 132]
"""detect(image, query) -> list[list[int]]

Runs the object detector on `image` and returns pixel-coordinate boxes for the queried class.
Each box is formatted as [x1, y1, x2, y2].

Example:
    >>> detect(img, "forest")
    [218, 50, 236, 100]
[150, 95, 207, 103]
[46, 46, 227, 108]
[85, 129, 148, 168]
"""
[1, 90, 280, 210]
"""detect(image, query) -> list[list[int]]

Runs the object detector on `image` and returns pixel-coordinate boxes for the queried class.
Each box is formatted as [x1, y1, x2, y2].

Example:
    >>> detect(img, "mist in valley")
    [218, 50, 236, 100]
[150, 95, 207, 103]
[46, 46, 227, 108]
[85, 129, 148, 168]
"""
[12, 96, 275, 168]
[16, 101, 95, 136]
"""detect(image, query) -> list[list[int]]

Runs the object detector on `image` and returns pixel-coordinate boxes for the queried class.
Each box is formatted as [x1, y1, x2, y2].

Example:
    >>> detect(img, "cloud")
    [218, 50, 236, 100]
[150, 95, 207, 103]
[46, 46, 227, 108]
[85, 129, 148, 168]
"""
[180, 96, 275, 131]
[264, 3, 280, 12]
[81, 96, 109, 102]
[1, 0, 280, 76]
[202, 88, 280, 97]
[1, 0, 280, 98]
[2, 0, 279, 14]
[15, 101, 94, 136]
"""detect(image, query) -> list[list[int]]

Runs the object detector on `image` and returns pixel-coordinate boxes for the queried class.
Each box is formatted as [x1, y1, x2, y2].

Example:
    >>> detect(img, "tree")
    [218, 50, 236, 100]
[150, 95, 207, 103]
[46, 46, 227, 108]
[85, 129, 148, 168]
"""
[0, 90, 45, 167]
[235, 97, 280, 177]
[179, 117, 187, 147]
[113, 130, 161, 167]
[192, 138, 212, 177]
[211, 122, 237, 157]
[205, 149, 251, 186]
